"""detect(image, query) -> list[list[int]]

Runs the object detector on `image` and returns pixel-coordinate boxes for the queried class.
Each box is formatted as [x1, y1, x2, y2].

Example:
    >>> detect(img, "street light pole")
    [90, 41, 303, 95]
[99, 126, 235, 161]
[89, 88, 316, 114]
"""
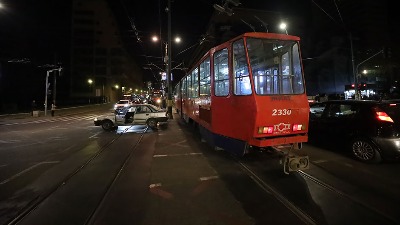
[349, 33, 358, 100]
[166, 0, 173, 119]
[44, 67, 61, 116]
[44, 70, 50, 116]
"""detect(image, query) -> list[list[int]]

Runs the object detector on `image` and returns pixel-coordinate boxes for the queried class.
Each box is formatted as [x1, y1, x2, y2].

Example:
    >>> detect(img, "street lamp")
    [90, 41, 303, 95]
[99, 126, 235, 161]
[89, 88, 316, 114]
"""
[88, 79, 93, 104]
[354, 49, 384, 99]
[166, 0, 173, 118]
[279, 22, 288, 35]
[44, 67, 62, 116]
[151, 33, 180, 116]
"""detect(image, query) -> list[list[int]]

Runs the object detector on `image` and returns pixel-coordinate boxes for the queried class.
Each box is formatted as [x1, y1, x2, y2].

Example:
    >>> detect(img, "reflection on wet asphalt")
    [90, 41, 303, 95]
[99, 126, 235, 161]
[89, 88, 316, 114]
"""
[116, 125, 153, 134]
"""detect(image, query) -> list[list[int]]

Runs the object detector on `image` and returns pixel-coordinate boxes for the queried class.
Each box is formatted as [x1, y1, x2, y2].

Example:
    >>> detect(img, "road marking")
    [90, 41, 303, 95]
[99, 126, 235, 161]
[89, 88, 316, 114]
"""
[0, 139, 21, 144]
[153, 152, 202, 157]
[149, 183, 174, 199]
[0, 161, 59, 185]
[199, 175, 219, 181]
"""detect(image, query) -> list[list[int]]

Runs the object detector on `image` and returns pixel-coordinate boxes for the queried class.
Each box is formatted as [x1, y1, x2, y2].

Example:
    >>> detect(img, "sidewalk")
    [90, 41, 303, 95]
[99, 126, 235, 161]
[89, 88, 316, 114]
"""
[0, 103, 113, 120]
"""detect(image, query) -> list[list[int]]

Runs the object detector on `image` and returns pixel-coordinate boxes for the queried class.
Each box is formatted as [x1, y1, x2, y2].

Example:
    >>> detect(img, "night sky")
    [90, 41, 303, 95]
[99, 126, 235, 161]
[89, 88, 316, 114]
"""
[0, 0, 397, 111]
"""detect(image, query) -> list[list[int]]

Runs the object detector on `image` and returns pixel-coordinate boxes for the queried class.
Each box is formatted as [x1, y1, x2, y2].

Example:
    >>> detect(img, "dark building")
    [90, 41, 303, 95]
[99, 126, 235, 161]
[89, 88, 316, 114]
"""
[71, 0, 144, 103]
[304, 0, 398, 97]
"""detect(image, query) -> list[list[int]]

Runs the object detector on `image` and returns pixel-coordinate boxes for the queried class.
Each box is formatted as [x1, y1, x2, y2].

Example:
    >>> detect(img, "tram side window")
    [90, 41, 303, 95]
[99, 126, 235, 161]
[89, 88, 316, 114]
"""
[182, 76, 187, 99]
[173, 83, 180, 99]
[199, 57, 211, 97]
[187, 73, 193, 98]
[233, 39, 251, 95]
[214, 48, 229, 97]
[192, 68, 199, 98]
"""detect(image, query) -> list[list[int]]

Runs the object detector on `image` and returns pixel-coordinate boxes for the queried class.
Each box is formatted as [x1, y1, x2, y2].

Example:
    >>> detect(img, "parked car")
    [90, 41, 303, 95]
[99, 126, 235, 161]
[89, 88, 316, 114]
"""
[94, 104, 168, 130]
[309, 99, 400, 163]
[113, 99, 132, 110]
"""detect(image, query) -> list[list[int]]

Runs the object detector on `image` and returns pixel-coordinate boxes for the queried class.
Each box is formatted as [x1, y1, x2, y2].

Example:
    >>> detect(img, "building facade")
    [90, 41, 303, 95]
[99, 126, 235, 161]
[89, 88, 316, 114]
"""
[71, 0, 144, 103]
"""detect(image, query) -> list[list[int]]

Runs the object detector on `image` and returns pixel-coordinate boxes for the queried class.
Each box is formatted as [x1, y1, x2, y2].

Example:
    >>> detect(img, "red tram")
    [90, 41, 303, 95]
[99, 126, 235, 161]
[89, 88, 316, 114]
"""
[173, 32, 310, 173]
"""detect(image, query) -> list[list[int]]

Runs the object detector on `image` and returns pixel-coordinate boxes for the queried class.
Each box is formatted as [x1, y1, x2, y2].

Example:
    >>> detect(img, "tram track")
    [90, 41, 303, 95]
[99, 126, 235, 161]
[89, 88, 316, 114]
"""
[232, 150, 398, 225]
[236, 160, 317, 225]
[6, 125, 148, 225]
[297, 170, 397, 223]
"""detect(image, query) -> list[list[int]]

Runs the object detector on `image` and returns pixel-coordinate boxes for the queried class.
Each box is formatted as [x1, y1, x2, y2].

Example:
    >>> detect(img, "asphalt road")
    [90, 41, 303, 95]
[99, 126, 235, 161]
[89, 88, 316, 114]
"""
[1, 104, 400, 225]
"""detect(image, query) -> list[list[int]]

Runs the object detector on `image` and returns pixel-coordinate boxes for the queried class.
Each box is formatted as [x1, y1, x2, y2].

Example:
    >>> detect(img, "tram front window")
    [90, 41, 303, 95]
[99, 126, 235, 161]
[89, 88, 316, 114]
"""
[247, 38, 305, 95]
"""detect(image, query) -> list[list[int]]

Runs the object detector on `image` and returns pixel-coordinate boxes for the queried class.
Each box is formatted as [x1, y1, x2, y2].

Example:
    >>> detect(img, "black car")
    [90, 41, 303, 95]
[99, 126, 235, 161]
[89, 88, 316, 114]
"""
[309, 99, 400, 163]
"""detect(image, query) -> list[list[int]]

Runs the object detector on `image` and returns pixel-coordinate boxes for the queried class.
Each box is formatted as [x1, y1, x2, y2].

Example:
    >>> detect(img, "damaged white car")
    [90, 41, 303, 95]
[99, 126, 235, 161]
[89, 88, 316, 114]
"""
[94, 104, 169, 131]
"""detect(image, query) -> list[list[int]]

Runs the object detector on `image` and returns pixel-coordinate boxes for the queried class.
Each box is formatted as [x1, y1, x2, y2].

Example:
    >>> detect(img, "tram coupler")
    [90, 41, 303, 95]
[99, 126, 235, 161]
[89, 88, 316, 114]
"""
[282, 154, 309, 174]
[273, 143, 309, 174]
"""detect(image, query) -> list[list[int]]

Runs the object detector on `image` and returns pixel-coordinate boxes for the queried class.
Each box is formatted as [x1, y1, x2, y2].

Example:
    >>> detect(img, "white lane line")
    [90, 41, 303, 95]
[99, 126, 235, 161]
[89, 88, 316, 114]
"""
[153, 152, 203, 157]
[149, 183, 162, 188]
[199, 176, 219, 181]
[89, 131, 103, 139]
[0, 161, 60, 185]
[0, 140, 21, 144]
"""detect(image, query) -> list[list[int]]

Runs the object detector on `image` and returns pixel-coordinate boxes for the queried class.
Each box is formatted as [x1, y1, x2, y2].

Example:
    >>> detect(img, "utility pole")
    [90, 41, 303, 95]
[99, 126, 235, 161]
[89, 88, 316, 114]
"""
[350, 33, 357, 99]
[44, 70, 51, 116]
[44, 67, 61, 116]
[166, 0, 173, 119]
[354, 49, 384, 98]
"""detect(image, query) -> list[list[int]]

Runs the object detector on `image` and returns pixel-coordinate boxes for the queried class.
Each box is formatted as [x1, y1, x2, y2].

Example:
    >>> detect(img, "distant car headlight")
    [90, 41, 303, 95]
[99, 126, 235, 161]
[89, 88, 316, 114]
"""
[156, 98, 161, 104]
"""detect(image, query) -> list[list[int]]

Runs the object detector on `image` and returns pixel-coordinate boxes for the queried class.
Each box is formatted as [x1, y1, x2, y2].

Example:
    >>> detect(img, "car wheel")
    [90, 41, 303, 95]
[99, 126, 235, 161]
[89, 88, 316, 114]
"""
[147, 118, 157, 129]
[101, 120, 114, 131]
[351, 138, 382, 163]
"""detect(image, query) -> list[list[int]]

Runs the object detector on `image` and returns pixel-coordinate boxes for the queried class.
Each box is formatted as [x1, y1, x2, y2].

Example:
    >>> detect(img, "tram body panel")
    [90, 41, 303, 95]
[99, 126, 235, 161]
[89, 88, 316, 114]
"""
[173, 32, 309, 160]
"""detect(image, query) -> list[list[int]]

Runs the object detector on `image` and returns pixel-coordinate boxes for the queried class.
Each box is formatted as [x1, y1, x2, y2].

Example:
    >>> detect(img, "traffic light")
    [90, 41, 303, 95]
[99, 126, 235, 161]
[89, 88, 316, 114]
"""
[383, 47, 392, 58]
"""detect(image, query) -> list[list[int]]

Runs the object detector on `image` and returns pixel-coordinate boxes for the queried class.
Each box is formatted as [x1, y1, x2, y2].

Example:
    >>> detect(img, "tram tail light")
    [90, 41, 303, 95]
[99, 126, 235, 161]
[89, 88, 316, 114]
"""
[292, 124, 303, 131]
[258, 126, 274, 134]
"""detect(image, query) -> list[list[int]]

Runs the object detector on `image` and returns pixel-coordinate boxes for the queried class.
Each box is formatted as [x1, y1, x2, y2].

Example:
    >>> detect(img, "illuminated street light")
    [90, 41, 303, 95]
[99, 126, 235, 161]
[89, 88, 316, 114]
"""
[279, 22, 288, 35]
[151, 26, 181, 117]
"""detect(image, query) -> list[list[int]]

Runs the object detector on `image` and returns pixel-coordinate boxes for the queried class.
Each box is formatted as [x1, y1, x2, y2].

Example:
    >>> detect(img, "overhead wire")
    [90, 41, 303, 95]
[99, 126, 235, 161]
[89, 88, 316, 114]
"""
[119, 0, 161, 82]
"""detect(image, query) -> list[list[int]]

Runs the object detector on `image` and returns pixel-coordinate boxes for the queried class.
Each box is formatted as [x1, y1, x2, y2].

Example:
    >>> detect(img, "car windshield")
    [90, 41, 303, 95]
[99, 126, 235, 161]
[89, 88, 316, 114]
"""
[117, 100, 129, 104]
[147, 104, 162, 111]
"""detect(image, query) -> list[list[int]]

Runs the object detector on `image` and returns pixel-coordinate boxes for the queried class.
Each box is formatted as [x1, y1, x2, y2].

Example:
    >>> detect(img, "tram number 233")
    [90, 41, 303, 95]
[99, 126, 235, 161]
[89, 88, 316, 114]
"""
[272, 109, 292, 116]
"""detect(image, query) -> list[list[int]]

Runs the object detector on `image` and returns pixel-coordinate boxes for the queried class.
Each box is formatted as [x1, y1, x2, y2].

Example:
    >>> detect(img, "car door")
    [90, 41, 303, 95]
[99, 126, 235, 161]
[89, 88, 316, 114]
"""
[134, 105, 152, 124]
[311, 102, 358, 144]
[114, 107, 127, 125]
[309, 102, 328, 141]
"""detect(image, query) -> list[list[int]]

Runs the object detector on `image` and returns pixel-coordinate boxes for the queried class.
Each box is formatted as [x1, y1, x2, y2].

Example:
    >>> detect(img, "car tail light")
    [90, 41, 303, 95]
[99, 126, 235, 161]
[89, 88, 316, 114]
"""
[375, 111, 393, 123]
